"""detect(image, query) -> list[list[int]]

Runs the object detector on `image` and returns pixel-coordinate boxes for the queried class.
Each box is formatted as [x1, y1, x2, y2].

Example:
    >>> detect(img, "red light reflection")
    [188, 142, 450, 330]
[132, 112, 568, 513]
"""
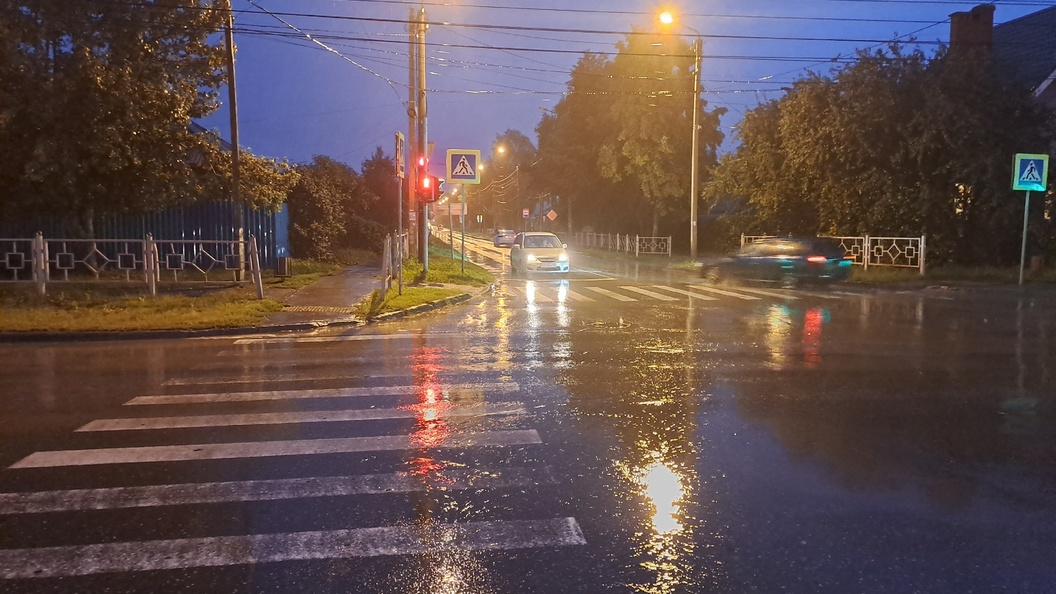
[802, 307, 824, 368]
[404, 344, 453, 483]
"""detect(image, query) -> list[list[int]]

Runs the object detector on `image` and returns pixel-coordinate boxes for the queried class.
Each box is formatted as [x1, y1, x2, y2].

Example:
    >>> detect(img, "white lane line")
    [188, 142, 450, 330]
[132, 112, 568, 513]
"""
[717, 285, 800, 300]
[9, 430, 542, 469]
[132, 383, 520, 405]
[649, 285, 718, 300]
[687, 284, 761, 301]
[582, 286, 637, 302]
[0, 517, 586, 579]
[619, 286, 678, 301]
[78, 403, 526, 432]
[0, 467, 557, 514]
[163, 373, 406, 387]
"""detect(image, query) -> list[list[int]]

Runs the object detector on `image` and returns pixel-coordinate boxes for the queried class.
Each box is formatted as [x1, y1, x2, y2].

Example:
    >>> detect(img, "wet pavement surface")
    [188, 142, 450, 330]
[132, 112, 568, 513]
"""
[1, 249, 1054, 593]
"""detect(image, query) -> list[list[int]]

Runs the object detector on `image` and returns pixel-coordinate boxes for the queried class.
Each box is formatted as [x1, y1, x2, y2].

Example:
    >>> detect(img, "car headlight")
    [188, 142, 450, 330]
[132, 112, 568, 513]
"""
[558, 252, 568, 262]
[526, 254, 537, 262]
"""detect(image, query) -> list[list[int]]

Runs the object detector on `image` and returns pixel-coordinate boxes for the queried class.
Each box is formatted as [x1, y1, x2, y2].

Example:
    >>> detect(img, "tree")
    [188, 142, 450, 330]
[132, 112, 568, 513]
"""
[286, 156, 380, 260]
[0, 1, 290, 236]
[707, 42, 1055, 264]
[536, 53, 633, 233]
[599, 29, 725, 236]
[361, 147, 398, 230]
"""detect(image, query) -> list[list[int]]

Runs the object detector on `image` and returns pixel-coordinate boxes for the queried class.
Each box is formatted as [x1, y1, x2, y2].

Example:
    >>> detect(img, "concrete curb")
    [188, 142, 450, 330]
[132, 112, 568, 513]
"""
[0, 289, 483, 344]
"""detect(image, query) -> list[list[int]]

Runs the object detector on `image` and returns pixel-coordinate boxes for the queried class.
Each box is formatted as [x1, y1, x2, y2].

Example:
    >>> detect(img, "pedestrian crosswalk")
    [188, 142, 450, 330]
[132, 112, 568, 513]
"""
[1, 365, 584, 581]
[503, 281, 847, 305]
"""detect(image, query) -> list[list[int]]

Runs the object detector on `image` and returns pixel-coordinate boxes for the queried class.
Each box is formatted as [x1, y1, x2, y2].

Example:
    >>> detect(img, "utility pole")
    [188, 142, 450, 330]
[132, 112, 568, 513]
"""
[224, 0, 244, 278]
[406, 7, 418, 262]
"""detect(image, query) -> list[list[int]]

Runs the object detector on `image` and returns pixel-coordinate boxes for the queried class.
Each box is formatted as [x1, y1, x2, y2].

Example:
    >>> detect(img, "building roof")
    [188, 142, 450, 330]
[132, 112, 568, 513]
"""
[992, 5, 1056, 94]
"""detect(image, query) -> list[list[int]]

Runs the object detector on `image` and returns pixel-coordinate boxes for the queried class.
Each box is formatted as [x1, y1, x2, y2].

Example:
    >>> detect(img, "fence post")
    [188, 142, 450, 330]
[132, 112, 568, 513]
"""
[635, 235, 639, 257]
[248, 235, 264, 299]
[863, 235, 870, 272]
[32, 232, 46, 297]
[740, 233, 746, 247]
[668, 236, 672, 257]
[144, 234, 157, 297]
[919, 234, 926, 276]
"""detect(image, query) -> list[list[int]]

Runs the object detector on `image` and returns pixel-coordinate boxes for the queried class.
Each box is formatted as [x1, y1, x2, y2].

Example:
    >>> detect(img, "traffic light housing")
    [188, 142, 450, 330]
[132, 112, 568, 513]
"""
[419, 175, 443, 203]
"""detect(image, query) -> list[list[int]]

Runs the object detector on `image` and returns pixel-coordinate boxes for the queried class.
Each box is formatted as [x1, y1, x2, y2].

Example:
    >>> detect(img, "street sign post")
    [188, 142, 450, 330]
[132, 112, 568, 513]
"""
[1012, 153, 1049, 285]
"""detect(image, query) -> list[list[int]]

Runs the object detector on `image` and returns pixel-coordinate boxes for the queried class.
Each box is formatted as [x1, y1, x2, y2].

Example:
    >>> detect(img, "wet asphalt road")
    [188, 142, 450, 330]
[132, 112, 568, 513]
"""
[1, 255, 1055, 593]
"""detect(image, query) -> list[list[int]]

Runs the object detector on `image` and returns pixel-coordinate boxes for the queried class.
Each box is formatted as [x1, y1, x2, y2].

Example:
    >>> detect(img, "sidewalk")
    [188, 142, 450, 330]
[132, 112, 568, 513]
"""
[263, 264, 380, 329]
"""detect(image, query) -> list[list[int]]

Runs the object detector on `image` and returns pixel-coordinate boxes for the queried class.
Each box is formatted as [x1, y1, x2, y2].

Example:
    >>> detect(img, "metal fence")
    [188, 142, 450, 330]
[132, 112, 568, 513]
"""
[742, 234, 926, 274]
[572, 233, 672, 256]
[1, 233, 264, 297]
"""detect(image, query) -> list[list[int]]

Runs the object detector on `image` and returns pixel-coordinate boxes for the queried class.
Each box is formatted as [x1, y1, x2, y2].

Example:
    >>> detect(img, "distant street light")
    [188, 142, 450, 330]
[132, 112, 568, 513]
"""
[659, 11, 702, 260]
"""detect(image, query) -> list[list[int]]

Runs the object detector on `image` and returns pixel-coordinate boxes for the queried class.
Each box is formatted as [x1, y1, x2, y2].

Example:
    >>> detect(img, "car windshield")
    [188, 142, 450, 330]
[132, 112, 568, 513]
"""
[524, 235, 561, 249]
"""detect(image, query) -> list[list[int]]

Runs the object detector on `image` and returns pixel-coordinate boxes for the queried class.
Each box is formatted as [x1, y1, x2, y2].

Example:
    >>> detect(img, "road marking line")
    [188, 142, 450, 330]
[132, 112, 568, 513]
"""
[0, 517, 586, 579]
[9, 430, 542, 469]
[523, 287, 554, 303]
[582, 286, 637, 302]
[619, 286, 678, 301]
[716, 285, 800, 300]
[0, 467, 557, 514]
[78, 403, 526, 432]
[563, 289, 594, 302]
[687, 284, 761, 300]
[648, 285, 718, 300]
[787, 289, 843, 300]
[163, 373, 406, 387]
[133, 383, 520, 405]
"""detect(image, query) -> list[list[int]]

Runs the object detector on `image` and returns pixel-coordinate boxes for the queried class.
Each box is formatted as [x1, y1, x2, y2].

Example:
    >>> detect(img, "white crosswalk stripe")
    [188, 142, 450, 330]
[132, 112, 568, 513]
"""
[582, 286, 637, 301]
[562, 289, 595, 302]
[687, 284, 762, 300]
[0, 518, 586, 579]
[135, 383, 519, 405]
[0, 467, 556, 514]
[717, 285, 800, 300]
[649, 285, 718, 300]
[619, 286, 679, 301]
[11, 430, 542, 468]
[78, 402, 526, 432]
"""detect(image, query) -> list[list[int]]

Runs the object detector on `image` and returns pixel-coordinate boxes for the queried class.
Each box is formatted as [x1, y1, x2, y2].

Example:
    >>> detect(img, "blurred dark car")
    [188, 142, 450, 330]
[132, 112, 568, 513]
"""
[702, 237, 853, 287]
[493, 229, 517, 248]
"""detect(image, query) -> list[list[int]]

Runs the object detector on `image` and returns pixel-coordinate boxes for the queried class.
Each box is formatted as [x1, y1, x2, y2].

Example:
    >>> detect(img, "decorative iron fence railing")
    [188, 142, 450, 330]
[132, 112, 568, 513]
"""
[0, 233, 264, 298]
[572, 233, 672, 256]
[741, 234, 926, 274]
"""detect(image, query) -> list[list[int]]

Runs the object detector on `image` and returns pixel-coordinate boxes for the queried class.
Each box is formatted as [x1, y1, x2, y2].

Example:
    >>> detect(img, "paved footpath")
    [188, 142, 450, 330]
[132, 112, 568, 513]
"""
[264, 264, 383, 328]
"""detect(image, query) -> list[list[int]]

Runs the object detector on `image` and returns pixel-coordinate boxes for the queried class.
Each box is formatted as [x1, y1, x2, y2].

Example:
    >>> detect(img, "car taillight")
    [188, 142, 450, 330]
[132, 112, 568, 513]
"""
[806, 255, 828, 263]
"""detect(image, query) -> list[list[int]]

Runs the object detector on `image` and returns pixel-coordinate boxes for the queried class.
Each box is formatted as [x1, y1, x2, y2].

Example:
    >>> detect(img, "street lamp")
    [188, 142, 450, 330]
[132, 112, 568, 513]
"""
[659, 11, 702, 260]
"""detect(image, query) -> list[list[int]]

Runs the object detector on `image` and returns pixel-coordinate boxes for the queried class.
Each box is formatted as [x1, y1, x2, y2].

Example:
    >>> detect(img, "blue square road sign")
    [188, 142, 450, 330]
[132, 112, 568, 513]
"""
[1012, 153, 1048, 192]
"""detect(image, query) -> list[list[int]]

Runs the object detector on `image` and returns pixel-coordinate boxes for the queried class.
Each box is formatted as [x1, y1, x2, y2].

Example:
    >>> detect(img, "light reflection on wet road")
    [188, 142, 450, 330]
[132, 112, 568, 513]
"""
[1, 276, 1054, 593]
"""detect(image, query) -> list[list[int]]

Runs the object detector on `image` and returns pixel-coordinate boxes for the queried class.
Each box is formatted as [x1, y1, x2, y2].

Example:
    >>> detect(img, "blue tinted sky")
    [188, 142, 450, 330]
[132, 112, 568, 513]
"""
[199, 0, 1051, 172]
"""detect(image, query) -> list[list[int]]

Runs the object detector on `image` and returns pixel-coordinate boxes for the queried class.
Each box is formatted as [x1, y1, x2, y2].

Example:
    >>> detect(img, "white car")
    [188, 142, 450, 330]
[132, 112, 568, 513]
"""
[509, 232, 570, 275]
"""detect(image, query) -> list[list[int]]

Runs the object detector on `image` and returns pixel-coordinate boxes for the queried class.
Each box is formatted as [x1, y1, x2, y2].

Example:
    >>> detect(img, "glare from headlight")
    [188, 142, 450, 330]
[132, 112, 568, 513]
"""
[527, 254, 537, 262]
[558, 252, 568, 262]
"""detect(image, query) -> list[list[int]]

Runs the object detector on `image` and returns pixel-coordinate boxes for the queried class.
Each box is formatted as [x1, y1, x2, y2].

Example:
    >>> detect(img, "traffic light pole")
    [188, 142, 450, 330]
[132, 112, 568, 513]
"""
[416, 6, 429, 273]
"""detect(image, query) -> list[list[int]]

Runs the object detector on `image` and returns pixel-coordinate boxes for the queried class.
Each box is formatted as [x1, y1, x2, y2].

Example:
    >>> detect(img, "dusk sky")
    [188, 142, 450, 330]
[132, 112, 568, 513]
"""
[199, 0, 1052, 173]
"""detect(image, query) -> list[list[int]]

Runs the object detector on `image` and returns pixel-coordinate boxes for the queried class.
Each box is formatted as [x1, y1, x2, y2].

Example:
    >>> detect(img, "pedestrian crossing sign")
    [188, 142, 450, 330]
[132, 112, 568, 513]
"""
[1012, 153, 1048, 192]
[447, 149, 481, 184]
